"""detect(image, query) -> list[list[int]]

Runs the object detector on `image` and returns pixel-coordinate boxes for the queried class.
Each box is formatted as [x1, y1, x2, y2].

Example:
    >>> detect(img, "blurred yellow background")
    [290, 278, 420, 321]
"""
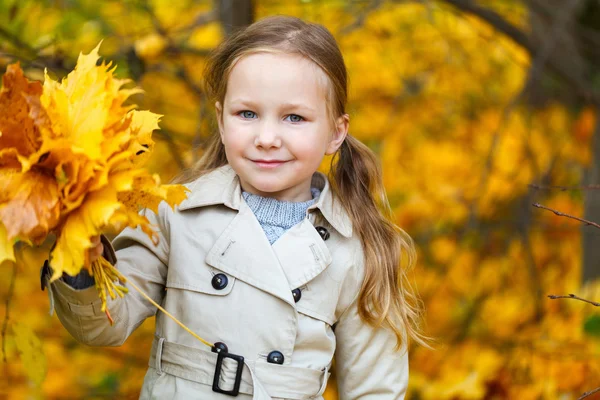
[1, 0, 600, 399]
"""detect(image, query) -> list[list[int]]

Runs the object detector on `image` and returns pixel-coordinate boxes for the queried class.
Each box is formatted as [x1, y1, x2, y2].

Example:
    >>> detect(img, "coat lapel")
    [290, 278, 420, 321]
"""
[180, 164, 353, 304]
[177, 165, 353, 240]
[205, 202, 296, 307]
[271, 218, 332, 290]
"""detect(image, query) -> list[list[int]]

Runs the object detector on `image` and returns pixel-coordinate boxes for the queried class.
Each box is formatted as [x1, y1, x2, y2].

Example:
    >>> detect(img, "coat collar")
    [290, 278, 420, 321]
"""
[177, 164, 352, 238]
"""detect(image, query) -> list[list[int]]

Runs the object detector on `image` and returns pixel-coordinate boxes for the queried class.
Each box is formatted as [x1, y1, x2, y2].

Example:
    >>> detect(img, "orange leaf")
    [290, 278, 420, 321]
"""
[0, 63, 43, 168]
[0, 169, 60, 243]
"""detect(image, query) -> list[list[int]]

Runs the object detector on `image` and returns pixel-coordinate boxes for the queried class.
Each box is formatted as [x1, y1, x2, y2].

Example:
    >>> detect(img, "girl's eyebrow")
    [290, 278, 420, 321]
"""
[229, 98, 257, 107]
[229, 99, 316, 113]
[280, 102, 316, 113]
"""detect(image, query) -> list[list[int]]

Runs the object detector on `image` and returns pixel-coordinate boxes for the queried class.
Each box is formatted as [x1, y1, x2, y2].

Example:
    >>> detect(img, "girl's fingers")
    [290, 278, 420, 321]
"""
[89, 236, 104, 262]
[91, 235, 101, 246]
[94, 243, 104, 257]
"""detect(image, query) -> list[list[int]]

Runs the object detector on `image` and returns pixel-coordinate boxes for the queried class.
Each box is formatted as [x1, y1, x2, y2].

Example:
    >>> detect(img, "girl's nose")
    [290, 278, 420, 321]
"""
[254, 122, 281, 148]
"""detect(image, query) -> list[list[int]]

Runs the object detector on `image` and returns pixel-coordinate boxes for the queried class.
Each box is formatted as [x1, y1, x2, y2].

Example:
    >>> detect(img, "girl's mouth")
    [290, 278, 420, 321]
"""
[252, 159, 288, 168]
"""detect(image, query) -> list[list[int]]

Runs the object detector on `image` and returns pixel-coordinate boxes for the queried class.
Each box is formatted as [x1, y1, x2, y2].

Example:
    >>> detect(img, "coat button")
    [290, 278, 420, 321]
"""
[292, 288, 302, 303]
[211, 342, 229, 354]
[267, 350, 284, 365]
[211, 273, 228, 290]
[315, 226, 330, 241]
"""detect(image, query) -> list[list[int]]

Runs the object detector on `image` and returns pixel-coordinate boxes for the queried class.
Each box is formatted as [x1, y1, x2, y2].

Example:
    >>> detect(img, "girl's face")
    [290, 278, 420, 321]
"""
[216, 52, 348, 202]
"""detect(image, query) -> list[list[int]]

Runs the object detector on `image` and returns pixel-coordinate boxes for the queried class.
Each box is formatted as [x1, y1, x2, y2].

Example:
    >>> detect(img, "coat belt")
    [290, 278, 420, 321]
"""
[149, 336, 330, 399]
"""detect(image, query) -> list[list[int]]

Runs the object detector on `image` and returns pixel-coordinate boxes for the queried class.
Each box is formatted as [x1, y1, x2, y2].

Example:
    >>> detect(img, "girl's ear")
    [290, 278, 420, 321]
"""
[215, 101, 224, 142]
[325, 114, 349, 155]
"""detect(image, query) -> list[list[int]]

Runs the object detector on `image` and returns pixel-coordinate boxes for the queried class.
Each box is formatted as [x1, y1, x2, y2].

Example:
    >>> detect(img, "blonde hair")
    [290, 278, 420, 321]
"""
[173, 15, 428, 350]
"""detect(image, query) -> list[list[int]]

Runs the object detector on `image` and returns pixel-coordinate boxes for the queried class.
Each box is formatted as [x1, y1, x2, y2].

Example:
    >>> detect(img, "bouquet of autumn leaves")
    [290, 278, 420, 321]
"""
[0, 44, 188, 322]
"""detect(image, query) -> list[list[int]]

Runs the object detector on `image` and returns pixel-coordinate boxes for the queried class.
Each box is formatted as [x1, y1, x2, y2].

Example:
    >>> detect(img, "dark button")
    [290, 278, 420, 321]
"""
[267, 350, 284, 365]
[292, 288, 302, 303]
[315, 226, 330, 241]
[211, 273, 228, 290]
[211, 342, 229, 354]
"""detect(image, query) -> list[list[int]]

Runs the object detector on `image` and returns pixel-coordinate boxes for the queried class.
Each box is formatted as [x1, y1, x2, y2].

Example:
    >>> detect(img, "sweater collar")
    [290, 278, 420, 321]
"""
[177, 164, 353, 238]
[242, 187, 320, 229]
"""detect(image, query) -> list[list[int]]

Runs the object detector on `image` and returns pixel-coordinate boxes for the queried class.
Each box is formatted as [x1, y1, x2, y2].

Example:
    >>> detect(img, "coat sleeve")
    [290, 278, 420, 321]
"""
[49, 202, 171, 347]
[333, 264, 409, 399]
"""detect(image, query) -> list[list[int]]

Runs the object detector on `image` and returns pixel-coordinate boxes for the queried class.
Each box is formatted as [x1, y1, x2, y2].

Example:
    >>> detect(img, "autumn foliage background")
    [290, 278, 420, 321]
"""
[2, 0, 600, 399]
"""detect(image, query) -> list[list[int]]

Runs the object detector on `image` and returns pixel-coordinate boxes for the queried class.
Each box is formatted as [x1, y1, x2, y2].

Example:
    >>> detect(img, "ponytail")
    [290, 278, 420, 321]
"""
[330, 135, 429, 350]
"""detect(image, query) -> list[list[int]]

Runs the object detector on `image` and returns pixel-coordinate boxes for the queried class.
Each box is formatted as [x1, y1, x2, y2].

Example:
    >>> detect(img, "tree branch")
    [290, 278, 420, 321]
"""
[548, 293, 600, 306]
[580, 387, 600, 400]
[340, 0, 385, 35]
[530, 184, 600, 191]
[533, 202, 600, 229]
[0, 26, 38, 57]
[463, 0, 578, 234]
[439, 0, 532, 51]
[173, 10, 218, 35]
[438, 0, 598, 104]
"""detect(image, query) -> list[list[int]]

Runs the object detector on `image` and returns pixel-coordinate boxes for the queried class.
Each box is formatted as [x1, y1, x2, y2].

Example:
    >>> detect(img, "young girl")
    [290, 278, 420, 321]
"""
[45, 15, 425, 399]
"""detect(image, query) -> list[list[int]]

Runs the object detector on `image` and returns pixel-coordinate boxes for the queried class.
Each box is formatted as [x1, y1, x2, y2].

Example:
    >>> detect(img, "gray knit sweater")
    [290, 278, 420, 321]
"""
[242, 187, 320, 244]
[63, 188, 321, 289]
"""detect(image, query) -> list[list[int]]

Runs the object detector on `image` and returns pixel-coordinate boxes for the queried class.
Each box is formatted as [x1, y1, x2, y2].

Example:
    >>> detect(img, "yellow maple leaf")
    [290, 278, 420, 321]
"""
[0, 43, 188, 315]
[118, 174, 189, 214]
[11, 321, 47, 387]
[37, 42, 141, 162]
[0, 222, 15, 263]
[51, 168, 142, 278]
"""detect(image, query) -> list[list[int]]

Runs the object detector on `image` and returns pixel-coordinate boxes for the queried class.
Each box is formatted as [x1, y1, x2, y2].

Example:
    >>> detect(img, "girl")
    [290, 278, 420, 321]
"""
[45, 15, 426, 399]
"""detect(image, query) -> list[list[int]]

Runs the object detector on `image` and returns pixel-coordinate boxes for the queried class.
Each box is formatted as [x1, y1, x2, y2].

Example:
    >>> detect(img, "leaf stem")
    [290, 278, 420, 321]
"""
[99, 259, 213, 349]
[2, 262, 17, 364]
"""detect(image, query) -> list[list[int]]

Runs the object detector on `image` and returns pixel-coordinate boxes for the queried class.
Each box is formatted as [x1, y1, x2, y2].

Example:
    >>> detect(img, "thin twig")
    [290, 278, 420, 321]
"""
[0, 26, 37, 56]
[533, 202, 600, 230]
[530, 184, 600, 191]
[579, 386, 600, 400]
[172, 10, 217, 35]
[339, 0, 384, 35]
[141, 0, 168, 36]
[521, 215, 544, 321]
[548, 293, 600, 306]
[2, 262, 17, 363]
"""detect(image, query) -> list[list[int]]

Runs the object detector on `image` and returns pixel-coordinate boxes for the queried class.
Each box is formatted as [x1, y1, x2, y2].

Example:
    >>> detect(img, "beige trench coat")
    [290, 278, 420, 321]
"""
[48, 165, 408, 399]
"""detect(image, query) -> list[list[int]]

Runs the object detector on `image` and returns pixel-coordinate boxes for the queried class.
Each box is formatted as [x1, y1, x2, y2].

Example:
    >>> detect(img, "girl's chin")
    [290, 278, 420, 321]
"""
[240, 179, 280, 194]
[246, 184, 285, 196]
[242, 181, 306, 199]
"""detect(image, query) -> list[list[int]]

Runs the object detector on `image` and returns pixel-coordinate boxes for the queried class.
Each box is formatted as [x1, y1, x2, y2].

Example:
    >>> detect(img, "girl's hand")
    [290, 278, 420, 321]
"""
[88, 235, 104, 264]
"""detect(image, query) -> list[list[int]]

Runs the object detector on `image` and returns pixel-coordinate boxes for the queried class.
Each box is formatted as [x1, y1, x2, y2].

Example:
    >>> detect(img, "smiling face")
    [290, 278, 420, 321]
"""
[216, 52, 348, 202]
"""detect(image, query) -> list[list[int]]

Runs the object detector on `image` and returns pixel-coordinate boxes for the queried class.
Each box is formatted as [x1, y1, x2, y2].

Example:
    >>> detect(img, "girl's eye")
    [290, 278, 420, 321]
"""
[286, 114, 304, 123]
[239, 111, 257, 119]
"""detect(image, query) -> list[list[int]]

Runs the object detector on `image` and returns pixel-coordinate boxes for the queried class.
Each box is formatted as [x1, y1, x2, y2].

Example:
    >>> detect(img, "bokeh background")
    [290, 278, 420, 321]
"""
[2, 0, 600, 398]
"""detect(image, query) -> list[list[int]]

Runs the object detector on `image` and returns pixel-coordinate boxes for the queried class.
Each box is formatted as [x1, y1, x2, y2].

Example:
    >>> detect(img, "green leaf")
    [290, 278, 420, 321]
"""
[583, 315, 600, 338]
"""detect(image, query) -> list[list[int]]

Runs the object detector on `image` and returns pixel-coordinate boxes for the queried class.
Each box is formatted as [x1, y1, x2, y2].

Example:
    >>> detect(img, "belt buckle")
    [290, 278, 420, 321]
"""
[212, 345, 244, 396]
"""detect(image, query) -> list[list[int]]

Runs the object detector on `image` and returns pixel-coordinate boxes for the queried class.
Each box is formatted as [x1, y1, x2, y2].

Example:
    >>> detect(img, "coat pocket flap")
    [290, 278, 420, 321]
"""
[166, 274, 236, 296]
[296, 305, 335, 326]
